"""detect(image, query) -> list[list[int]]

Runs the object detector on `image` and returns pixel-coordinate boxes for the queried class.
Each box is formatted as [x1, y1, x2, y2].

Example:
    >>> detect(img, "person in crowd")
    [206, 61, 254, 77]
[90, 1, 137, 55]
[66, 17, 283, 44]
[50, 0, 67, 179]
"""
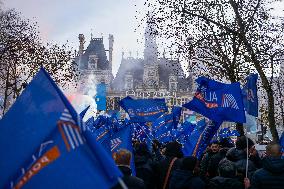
[169, 156, 205, 189]
[207, 138, 234, 178]
[226, 136, 258, 180]
[209, 159, 244, 189]
[134, 142, 156, 189]
[112, 149, 146, 189]
[152, 139, 164, 162]
[244, 142, 284, 189]
[200, 141, 220, 181]
[153, 141, 183, 189]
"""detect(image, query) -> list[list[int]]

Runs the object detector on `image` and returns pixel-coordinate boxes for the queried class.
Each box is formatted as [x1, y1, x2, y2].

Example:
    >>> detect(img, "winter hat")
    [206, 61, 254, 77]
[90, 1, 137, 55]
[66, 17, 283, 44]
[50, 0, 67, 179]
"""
[165, 141, 183, 158]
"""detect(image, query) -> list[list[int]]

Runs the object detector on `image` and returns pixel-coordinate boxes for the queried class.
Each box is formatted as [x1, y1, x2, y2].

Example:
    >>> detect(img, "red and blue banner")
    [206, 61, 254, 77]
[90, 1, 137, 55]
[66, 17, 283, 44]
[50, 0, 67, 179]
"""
[119, 96, 168, 123]
[183, 76, 246, 123]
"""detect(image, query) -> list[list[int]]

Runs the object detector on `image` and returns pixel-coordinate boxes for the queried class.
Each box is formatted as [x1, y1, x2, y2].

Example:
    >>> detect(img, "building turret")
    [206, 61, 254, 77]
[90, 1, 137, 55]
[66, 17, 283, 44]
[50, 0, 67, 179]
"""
[108, 34, 114, 71]
[78, 34, 85, 56]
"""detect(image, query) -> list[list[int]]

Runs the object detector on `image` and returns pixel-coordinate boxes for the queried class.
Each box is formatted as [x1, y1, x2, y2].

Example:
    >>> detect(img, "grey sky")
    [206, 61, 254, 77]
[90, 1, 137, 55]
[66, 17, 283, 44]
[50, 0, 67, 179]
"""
[3, 0, 284, 76]
[3, 0, 147, 76]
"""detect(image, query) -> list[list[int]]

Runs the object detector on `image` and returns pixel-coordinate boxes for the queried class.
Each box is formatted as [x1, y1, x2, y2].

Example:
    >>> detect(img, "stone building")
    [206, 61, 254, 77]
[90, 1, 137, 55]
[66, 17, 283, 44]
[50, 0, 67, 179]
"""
[75, 22, 194, 113]
[75, 34, 114, 95]
[107, 22, 193, 111]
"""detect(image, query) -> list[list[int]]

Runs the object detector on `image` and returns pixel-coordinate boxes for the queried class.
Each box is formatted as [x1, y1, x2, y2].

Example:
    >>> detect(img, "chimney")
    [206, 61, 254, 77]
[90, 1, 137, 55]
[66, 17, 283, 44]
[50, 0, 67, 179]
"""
[108, 34, 114, 71]
[78, 34, 85, 56]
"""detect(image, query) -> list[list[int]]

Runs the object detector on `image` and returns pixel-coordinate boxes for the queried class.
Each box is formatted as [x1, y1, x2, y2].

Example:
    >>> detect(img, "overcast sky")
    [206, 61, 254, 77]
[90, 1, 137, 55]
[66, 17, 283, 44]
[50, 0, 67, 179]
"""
[3, 0, 147, 76]
[2, 0, 284, 76]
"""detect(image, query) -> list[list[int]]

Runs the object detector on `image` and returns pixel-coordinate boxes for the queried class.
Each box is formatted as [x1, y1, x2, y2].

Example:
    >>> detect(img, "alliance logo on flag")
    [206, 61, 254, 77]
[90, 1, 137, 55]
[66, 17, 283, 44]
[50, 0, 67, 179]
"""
[57, 109, 84, 152]
[110, 137, 122, 151]
[221, 94, 239, 109]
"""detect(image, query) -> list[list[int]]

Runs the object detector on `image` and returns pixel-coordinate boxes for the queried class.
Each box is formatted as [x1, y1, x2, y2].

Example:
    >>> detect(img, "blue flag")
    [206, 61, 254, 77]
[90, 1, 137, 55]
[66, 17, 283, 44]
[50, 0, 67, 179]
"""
[172, 106, 182, 129]
[193, 121, 222, 159]
[183, 77, 246, 123]
[110, 125, 136, 175]
[243, 74, 258, 117]
[182, 119, 206, 156]
[119, 96, 168, 122]
[174, 121, 195, 144]
[93, 115, 108, 129]
[152, 113, 174, 139]
[157, 131, 173, 143]
[93, 125, 111, 152]
[79, 105, 90, 119]
[95, 83, 107, 111]
[280, 132, 284, 158]
[0, 68, 122, 189]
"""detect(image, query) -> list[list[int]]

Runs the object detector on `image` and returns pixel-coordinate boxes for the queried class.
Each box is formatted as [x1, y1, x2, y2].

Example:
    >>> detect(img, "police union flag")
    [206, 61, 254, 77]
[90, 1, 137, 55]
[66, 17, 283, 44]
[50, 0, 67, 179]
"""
[0, 68, 122, 189]
[183, 77, 246, 123]
[119, 96, 168, 123]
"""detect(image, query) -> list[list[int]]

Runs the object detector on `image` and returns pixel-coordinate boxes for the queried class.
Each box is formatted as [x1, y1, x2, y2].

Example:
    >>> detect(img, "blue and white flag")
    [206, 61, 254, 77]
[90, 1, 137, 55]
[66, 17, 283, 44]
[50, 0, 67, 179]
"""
[119, 96, 168, 123]
[110, 125, 136, 175]
[79, 105, 90, 120]
[0, 68, 122, 189]
[174, 121, 195, 144]
[183, 77, 246, 123]
[152, 113, 174, 139]
[172, 106, 182, 129]
[157, 131, 173, 143]
[192, 121, 222, 159]
[182, 119, 206, 156]
[243, 74, 258, 117]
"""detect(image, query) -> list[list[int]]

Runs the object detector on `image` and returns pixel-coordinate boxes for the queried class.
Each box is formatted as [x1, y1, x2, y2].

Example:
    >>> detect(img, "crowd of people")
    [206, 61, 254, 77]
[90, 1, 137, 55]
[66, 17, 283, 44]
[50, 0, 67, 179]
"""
[111, 136, 284, 189]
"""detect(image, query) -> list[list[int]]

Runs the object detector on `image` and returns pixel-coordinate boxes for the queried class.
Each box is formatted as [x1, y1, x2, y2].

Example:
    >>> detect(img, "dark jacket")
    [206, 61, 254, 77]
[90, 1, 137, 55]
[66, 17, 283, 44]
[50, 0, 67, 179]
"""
[135, 154, 156, 189]
[153, 156, 182, 189]
[226, 148, 256, 179]
[208, 176, 244, 189]
[208, 148, 229, 178]
[200, 151, 216, 179]
[169, 169, 205, 189]
[112, 166, 146, 189]
[249, 157, 284, 189]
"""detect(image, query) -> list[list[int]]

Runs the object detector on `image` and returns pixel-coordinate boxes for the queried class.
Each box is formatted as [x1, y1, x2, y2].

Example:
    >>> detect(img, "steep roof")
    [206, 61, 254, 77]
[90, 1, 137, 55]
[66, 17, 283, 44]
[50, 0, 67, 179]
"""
[111, 56, 192, 91]
[78, 38, 109, 70]
[111, 57, 144, 91]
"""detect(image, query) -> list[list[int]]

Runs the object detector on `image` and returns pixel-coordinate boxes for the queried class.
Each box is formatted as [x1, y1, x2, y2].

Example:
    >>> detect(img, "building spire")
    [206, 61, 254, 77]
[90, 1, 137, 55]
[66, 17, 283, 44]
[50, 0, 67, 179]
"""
[144, 11, 158, 64]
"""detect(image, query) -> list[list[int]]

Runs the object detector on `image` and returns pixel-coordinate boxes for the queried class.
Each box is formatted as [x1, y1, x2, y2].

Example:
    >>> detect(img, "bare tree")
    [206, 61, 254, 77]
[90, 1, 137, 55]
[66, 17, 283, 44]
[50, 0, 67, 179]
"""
[0, 8, 77, 116]
[141, 0, 284, 141]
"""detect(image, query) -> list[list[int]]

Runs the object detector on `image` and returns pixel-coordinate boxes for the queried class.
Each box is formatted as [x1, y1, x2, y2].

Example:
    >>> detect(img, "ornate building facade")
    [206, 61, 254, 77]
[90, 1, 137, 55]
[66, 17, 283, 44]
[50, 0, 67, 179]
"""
[75, 23, 194, 113]
[75, 34, 114, 95]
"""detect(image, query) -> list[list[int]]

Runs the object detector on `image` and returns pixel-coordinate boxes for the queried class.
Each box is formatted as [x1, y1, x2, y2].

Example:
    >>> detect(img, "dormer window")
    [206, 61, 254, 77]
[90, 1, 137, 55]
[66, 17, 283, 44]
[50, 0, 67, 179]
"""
[88, 55, 98, 70]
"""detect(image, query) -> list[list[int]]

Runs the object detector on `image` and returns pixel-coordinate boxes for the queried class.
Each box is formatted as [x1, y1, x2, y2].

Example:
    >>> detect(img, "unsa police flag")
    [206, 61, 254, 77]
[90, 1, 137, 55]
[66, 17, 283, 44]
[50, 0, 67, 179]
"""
[0, 68, 122, 189]
[183, 76, 246, 123]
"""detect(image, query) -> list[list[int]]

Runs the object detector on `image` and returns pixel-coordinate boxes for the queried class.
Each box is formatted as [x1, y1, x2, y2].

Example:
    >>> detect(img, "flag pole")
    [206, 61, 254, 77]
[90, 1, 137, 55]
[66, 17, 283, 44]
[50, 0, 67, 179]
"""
[245, 124, 249, 178]
[118, 177, 128, 189]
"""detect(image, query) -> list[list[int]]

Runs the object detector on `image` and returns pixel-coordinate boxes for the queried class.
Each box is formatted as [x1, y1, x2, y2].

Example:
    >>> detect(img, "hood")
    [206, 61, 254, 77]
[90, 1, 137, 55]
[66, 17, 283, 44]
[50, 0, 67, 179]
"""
[170, 169, 194, 188]
[262, 157, 284, 174]
[226, 148, 246, 162]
